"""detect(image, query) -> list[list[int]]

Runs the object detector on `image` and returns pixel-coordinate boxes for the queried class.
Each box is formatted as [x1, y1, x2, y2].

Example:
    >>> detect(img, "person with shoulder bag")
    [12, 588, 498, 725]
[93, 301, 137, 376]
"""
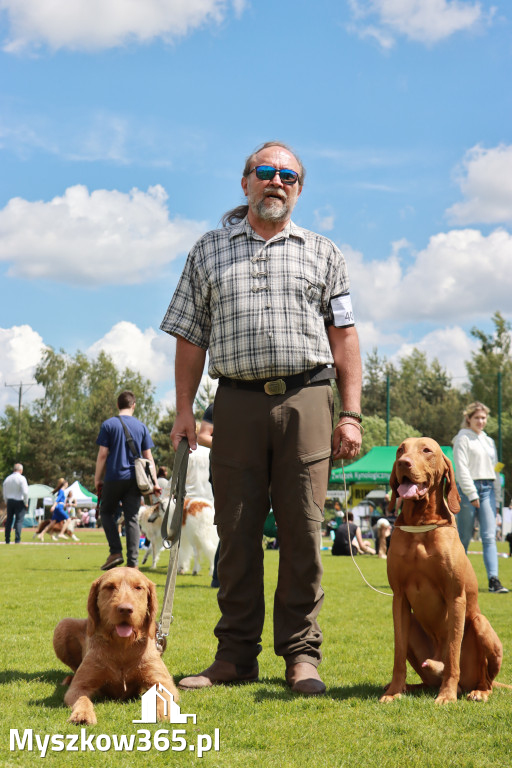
[94, 390, 160, 571]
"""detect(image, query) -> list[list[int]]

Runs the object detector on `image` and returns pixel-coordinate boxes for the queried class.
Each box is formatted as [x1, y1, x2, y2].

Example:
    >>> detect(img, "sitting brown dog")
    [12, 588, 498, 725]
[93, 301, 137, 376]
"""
[380, 437, 505, 704]
[53, 567, 178, 724]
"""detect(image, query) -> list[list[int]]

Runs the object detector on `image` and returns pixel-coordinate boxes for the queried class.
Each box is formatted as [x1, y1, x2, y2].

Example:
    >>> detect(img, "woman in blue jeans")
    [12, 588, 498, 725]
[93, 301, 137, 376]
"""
[452, 402, 508, 593]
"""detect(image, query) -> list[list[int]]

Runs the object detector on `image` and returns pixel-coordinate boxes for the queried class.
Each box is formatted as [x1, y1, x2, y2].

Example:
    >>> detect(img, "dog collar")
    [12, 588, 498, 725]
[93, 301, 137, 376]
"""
[396, 523, 456, 533]
[396, 524, 442, 533]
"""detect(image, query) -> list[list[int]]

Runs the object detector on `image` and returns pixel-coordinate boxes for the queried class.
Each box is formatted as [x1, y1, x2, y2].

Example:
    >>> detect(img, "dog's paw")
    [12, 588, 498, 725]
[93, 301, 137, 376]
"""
[434, 692, 457, 705]
[467, 689, 489, 702]
[69, 696, 97, 725]
[379, 693, 402, 703]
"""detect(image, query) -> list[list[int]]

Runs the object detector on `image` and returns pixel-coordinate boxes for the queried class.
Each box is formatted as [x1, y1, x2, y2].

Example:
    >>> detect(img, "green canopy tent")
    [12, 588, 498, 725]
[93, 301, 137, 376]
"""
[330, 445, 455, 485]
[24, 483, 53, 526]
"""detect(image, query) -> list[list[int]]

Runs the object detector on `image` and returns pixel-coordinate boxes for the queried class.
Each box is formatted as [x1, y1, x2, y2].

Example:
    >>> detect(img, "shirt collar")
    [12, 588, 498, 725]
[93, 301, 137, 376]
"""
[228, 216, 306, 243]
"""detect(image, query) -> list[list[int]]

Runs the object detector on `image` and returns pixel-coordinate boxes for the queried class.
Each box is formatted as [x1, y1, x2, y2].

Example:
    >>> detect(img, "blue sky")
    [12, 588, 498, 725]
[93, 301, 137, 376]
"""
[1, 0, 511, 410]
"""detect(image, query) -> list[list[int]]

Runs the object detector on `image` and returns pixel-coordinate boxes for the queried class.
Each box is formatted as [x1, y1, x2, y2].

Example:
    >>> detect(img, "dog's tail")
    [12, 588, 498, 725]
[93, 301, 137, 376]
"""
[492, 681, 512, 690]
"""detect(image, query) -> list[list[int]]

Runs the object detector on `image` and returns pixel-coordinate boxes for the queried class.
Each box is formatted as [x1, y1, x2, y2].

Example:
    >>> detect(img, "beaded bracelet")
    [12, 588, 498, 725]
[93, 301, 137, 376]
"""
[338, 419, 365, 434]
[338, 410, 363, 422]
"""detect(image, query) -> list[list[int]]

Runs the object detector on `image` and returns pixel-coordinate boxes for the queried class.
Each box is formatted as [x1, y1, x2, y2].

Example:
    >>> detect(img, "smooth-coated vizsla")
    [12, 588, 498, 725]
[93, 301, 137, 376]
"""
[53, 567, 178, 724]
[380, 437, 505, 704]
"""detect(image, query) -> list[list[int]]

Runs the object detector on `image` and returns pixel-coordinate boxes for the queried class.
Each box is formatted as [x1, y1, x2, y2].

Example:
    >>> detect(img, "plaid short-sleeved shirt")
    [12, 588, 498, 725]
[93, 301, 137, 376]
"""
[160, 217, 351, 381]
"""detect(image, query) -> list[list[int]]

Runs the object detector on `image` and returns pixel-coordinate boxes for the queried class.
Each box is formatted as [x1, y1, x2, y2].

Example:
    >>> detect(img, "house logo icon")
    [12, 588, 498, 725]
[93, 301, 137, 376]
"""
[133, 683, 197, 724]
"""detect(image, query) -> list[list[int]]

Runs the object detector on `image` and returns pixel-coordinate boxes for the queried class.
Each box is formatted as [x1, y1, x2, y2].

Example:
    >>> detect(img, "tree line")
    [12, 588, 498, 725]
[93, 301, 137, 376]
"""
[1, 313, 511, 503]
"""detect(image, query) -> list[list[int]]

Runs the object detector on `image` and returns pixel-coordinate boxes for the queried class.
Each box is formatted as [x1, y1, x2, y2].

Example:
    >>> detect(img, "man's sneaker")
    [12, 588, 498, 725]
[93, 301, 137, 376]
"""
[489, 577, 509, 593]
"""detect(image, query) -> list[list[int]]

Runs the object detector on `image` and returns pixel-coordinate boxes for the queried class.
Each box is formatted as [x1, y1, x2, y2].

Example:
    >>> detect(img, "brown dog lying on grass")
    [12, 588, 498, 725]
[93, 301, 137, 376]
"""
[53, 567, 178, 724]
[380, 437, 508, 704]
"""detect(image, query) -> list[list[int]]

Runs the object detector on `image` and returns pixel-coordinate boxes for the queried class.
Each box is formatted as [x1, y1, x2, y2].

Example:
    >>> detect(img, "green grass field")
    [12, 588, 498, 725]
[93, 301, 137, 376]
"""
[1, 530, 511, 767]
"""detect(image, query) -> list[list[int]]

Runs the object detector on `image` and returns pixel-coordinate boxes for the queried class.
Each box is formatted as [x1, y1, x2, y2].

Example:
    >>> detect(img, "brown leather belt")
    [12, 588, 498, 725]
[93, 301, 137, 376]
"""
[218, 365, 336, 395]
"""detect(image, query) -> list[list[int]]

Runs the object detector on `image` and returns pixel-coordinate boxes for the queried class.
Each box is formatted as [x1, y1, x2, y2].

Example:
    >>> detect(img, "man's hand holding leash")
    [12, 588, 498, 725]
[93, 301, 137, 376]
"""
[332, 418, 362, 461]
[171, 409, 197, 453]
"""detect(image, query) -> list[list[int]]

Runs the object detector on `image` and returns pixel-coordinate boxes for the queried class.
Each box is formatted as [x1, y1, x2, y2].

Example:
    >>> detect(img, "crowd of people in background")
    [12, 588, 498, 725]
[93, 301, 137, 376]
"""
[1, 396, 510, 596]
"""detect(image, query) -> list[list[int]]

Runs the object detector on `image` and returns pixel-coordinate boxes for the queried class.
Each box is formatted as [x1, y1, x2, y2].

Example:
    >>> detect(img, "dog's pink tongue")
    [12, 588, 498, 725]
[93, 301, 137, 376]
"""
[116, 624, 133, 638]
[398, 480, 419, 499]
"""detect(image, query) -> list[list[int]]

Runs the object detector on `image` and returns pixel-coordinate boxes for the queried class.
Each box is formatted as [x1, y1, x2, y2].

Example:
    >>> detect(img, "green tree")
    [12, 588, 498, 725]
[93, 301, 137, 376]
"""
[466, 311, 512, 414]
[390, 351, 464, 445]
[466, 312, 512, 500]
[194, 380, 216, 416]
[13, 348, 158, 489]
[361, 348, 390, 418]
[0, 405, 32, 482]
[153, 407, 177, 471]
[362, 348, 464, 446]
[360, 415, 421, 454]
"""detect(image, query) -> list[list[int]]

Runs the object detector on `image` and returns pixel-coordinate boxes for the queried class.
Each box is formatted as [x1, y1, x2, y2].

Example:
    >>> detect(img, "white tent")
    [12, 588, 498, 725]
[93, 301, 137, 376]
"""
[66, 480, 98, 507]
[43, 480, 97, 511]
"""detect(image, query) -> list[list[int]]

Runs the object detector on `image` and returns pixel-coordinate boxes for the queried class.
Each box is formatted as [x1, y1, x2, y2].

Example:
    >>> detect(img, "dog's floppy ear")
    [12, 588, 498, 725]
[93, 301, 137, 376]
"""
[388, 459, 399, 513]
[145, 579, 158, 638]
[87, 576, 102, 636]
[443, 454, 460, 515]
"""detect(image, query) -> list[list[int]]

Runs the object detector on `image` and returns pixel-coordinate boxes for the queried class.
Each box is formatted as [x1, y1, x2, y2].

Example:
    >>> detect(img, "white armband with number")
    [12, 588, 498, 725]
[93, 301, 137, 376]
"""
[331, 293, 355, 327]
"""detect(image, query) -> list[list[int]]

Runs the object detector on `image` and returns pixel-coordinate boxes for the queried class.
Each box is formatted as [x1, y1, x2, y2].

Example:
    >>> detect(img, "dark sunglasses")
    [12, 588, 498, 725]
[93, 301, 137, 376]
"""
[248, 165, 299, 185]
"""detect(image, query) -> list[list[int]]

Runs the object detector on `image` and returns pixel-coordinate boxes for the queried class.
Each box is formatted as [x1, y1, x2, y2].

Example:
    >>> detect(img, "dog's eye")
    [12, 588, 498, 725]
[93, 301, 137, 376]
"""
[422, 447, 433, 454]
[104, 584, 116, 591]
[134, 585, 144, 591]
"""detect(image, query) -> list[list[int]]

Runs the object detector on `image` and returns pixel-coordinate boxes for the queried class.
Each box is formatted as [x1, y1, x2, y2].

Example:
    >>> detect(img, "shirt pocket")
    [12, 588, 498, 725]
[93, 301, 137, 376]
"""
[294, 275, 324, 306]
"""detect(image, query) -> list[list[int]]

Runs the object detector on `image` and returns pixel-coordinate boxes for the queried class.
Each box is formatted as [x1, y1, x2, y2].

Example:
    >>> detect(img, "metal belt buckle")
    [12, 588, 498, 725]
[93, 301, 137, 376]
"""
[264, 378, 286, 395]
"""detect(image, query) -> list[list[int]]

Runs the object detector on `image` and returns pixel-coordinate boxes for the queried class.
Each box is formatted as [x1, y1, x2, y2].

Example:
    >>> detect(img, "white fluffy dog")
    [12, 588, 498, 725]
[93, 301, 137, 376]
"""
[138, 495, 218, 574]
[138, 503, 165, 569]
[177, 497, 218, 576]
[139, 444, 218, 573]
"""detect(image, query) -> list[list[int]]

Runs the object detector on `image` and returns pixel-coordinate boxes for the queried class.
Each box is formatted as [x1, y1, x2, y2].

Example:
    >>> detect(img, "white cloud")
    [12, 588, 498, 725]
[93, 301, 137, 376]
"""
[355, 319, 405, 355]
[314, 207, 335, 232]
[0, 325, 46, 410]
[158, 372, 217, 413]
[446, 144, 512, 225]
[87, 325, 218, 412]
[0, 184, 206, 286]
[0, 322, 220, 414]
[1, 0, 246, 53]
[392, 326, 477, 382]
[348, 0, 488, 47]
[347, 228, 512, 327]
[87, 321, 175, 385]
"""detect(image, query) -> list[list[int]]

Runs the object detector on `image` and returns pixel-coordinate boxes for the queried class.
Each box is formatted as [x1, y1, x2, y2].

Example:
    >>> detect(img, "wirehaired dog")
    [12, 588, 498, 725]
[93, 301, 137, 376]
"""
[53, 567, 178, 724]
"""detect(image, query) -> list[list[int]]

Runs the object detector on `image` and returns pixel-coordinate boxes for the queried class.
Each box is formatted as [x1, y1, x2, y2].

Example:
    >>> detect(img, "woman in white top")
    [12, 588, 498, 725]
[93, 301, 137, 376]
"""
[452, 401, 508, 593]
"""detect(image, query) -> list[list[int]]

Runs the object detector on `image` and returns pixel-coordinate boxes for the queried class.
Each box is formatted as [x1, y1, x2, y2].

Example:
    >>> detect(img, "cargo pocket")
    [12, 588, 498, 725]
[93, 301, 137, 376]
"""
[299, 447, 332, 522]
[210, 453, 246, 529]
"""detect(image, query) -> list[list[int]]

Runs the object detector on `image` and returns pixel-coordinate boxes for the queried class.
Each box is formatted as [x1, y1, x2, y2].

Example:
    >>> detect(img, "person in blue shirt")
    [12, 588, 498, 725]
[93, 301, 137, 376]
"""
[95, 390, 159, 571]
[38, 478, 71, 540]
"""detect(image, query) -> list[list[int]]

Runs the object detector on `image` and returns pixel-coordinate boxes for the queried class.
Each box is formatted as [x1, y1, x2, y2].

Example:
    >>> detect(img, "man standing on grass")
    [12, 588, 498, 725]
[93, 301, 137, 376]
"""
[161, 141, 362, 695]
[3, 463, 29, 544]
[94, 390, 159, 571]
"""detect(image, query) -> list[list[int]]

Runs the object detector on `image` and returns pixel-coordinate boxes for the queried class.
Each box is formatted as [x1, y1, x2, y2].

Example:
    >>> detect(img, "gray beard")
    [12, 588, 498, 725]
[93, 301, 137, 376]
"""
[251, 195, 289, 222]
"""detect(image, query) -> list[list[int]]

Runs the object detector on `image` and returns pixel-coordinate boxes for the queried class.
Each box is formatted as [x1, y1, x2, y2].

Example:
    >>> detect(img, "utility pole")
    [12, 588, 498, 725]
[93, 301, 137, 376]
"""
[4, 381, 35, 458]
[386, 374, 390, 446]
